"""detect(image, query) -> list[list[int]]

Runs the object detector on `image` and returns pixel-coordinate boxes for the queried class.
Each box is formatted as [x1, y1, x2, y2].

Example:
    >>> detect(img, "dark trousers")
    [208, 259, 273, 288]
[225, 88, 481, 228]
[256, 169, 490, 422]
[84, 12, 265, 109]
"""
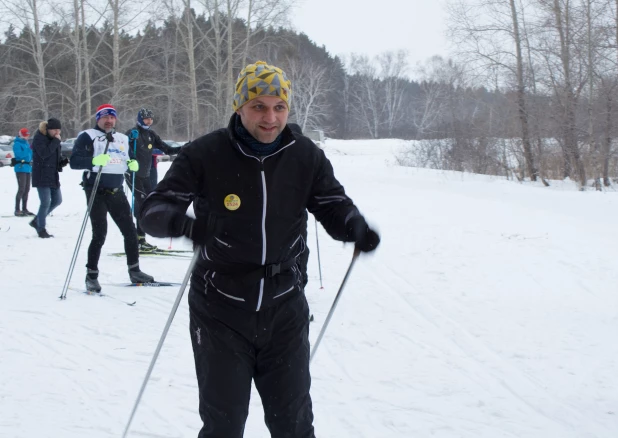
[35, 187, 62, 230]
[84, 188, 139, 270]
[189, 286, 315, 438]
[15, 173, 31, 211]
[149, 165, 158, 190]
[124, 174, 152, 237]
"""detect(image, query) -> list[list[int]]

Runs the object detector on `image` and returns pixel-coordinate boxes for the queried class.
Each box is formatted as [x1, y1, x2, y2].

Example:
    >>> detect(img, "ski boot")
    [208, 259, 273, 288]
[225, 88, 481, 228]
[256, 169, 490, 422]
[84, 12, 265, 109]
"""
[22, 210, 36, 216]
[128, 264, 155, 284]
[138, 235, 157, 252]
[86, 269, 102, 293]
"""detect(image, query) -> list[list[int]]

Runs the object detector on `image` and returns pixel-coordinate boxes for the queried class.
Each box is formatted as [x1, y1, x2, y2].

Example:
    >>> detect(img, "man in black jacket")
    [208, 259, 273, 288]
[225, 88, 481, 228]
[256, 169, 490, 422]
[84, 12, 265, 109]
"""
[125, 108, 182, 251]
[140, 61, 380, 438]
[30, 118, 68, 238]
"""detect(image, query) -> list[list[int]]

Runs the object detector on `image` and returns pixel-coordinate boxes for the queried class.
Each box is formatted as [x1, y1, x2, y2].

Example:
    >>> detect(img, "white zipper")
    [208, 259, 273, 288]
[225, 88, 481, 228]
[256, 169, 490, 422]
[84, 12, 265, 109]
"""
[234, 139, 296, 312]
[257, 169, 268, 311]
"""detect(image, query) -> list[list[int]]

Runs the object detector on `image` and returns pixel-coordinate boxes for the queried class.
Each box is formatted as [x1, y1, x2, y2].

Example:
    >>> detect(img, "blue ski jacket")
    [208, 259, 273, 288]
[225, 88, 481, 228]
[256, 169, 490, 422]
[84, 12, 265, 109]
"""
[12, 137, 32, 173]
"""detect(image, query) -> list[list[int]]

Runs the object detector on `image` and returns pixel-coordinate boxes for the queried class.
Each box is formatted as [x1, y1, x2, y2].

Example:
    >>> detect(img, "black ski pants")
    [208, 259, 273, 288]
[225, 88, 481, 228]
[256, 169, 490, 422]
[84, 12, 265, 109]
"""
[84, 188, 139, 270]
[14, 172, 31, 212]
[188, 284, 315, 438]
[124, 174, 152, 237]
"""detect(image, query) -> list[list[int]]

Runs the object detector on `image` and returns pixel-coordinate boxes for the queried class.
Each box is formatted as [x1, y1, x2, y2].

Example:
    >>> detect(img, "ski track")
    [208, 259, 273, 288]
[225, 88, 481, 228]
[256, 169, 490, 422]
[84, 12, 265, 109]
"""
[2, 141, 618, 437]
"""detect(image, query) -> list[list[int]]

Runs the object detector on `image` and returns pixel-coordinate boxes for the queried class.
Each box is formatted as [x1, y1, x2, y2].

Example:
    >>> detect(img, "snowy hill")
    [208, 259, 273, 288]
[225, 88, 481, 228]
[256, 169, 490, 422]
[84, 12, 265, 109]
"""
[1, 139, 617, 438]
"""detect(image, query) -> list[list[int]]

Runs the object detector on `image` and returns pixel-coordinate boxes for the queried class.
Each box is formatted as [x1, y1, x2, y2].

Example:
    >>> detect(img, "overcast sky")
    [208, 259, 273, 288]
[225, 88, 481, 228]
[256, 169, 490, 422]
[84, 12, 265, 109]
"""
[290, 0, 450, 70]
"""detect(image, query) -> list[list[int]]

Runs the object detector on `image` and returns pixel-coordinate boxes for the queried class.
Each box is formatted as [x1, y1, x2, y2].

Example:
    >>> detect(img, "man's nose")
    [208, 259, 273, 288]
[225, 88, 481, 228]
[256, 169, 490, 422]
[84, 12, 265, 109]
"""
[262, 108, 277, 123]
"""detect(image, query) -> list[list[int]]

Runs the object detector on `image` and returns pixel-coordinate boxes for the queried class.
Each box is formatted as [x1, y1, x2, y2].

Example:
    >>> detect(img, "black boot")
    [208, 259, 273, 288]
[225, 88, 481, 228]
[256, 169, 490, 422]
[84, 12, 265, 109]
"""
[86, 269, 102, 292]
[29, 218, 37, 229]
[37, 228, 53, 238]
[22, 209, 35, 216]
[128, 264, 155, 283]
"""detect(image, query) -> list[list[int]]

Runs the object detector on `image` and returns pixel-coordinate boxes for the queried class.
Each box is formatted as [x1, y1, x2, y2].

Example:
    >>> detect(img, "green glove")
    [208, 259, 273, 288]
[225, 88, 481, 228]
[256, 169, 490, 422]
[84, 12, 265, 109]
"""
[127, 159, 139, 172]
[92, 153, 111, 167]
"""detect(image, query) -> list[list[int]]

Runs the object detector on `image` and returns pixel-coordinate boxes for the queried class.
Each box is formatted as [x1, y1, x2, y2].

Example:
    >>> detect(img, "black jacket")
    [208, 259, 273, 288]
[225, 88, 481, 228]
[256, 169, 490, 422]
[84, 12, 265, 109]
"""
[32, 121, 62, 188]
[125, 125, 181, 178]
[140, 115, 360, 311]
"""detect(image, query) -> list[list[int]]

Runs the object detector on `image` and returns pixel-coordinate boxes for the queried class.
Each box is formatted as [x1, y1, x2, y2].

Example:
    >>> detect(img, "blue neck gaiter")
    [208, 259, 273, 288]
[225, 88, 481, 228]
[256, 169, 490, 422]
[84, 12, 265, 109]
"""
[137, 113, 150, 130]
[234, 114, 282, 156]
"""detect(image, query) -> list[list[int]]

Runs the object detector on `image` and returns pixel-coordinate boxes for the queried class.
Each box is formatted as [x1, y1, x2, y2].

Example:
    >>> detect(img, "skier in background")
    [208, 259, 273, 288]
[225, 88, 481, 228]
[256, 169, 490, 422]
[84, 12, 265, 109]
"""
[125, 108, 182, 251]
[70, 104, 154, 292]
[139, 61, 380, 438]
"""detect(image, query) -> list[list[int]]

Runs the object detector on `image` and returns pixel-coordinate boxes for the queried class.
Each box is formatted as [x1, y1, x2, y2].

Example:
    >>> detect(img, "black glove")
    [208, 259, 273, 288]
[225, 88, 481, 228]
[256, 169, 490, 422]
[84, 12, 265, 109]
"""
[172, 215, 209, 245]
[60, 157, 69, 168]
[346, 215, 380, 252]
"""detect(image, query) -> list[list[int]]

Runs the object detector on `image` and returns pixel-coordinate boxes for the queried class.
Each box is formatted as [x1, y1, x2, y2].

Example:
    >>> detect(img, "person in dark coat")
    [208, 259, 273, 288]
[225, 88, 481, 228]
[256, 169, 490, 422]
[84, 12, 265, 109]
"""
[12, 128, 35, 216]
[125, 108, 182, 251]
[139, 61, 380, 438]
[30, 118, 68, 238]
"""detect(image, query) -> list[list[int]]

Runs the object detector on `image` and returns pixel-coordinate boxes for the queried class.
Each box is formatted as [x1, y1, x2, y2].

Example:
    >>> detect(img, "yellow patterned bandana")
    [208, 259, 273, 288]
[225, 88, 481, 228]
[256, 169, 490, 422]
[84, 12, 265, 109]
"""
[232, 61, 292, 111]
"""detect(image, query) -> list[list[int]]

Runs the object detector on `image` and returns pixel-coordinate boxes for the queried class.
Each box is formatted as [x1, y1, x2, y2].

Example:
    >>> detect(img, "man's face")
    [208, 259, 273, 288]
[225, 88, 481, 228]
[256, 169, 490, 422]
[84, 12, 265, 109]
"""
[236, 96, 289, 144]
[48, 128, 61, 138]
[97, 115, 117, 132]
[143, 117, 153, 127]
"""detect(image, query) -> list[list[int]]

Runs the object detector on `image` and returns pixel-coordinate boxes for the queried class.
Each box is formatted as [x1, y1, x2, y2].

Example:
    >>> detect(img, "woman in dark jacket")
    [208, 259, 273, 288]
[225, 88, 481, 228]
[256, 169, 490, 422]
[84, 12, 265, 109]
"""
[30, 118, 68, 238]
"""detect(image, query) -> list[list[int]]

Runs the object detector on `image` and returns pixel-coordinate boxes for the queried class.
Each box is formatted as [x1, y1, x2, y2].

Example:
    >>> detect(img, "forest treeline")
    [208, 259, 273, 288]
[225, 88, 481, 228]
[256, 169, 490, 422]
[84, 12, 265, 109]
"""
[1, 0, 617, 187]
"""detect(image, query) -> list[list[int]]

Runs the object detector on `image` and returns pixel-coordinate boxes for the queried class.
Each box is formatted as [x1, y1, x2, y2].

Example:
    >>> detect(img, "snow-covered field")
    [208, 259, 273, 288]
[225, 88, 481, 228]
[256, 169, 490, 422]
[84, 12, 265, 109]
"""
[1, 138, 617, 437]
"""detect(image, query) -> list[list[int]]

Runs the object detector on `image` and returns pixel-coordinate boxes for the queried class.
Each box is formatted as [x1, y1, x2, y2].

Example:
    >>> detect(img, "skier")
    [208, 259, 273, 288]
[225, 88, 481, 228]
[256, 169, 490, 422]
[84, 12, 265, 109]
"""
[70, 104, 154, 292]
[140, 61, 380, 438]
[30, 118, 68, 238]
[12, 128, 35, 217]
[125, 108, 182, 251]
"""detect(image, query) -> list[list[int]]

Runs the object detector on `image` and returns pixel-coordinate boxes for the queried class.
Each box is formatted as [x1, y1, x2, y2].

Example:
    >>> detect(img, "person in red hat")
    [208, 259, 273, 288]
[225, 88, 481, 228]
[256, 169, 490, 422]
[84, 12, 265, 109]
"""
[70, 104, 154, 292]
[12, 128, 34, 216]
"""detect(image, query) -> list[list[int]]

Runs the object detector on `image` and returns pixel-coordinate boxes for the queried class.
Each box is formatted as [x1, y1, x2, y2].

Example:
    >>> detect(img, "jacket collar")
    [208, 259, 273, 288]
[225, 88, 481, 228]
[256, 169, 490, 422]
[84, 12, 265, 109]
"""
[225, 113, 295, 160]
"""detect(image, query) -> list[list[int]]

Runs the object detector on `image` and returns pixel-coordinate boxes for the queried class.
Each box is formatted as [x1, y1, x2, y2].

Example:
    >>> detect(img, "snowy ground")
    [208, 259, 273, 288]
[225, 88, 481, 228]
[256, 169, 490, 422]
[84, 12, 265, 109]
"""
[1, 138, 617, 438]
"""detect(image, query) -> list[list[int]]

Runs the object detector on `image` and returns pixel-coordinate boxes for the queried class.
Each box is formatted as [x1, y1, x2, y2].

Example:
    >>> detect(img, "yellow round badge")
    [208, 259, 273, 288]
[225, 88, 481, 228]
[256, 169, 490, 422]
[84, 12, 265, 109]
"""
[148, 144, 152, 149]
[224, 194, 241, 211]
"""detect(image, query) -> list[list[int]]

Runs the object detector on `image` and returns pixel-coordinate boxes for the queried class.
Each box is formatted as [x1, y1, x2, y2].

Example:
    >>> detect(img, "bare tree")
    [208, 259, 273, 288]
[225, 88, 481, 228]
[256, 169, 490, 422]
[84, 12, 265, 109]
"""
[378, 50, 408, 137]
[0, 0, 59, 119]
[285, 57, 332, 131]
[347, 54, 380, 138]
[447, 0, 538, 180]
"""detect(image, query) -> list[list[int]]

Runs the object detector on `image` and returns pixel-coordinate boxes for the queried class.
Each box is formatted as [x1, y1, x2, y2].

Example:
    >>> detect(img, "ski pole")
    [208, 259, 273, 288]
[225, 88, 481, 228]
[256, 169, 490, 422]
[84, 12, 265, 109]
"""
[59, 134, 113, 300]
[122, 248, 200, 438]
[314, 218, 323, 289]
[310, 247, 360, 364]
